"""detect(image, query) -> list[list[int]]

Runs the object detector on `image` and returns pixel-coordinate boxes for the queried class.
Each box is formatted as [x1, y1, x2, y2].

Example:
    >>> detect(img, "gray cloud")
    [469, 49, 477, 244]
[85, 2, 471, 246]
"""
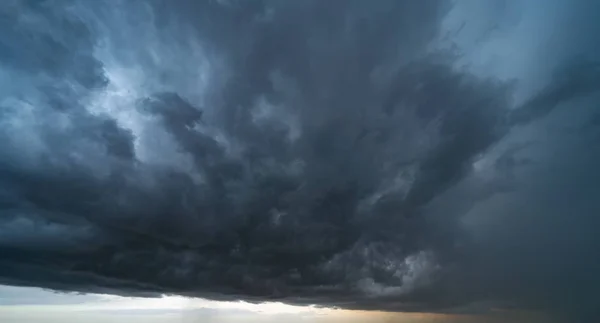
[1, 0, 600, 321]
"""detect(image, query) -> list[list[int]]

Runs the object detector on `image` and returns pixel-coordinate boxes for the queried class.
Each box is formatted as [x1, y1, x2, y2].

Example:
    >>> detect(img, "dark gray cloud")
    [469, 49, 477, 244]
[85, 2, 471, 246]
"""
[1, 0, 600, 321]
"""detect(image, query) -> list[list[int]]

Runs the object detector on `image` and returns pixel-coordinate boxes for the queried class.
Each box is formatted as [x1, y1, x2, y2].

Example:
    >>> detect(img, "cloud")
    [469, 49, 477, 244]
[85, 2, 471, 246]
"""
[1, 0, 600, 321]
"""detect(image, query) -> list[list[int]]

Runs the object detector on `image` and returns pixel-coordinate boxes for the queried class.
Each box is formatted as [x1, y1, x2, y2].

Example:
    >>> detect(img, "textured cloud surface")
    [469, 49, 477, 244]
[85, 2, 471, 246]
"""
[1, 0, 600, 321]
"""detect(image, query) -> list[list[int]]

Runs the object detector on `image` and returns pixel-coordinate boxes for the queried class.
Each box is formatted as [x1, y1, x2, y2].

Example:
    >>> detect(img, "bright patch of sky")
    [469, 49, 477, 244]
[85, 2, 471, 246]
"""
[0, 285, 556, 323]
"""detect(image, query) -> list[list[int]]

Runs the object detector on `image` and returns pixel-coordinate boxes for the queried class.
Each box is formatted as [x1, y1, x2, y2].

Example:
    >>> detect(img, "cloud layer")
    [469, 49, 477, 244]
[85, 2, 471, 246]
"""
[1, 0, 600, 321]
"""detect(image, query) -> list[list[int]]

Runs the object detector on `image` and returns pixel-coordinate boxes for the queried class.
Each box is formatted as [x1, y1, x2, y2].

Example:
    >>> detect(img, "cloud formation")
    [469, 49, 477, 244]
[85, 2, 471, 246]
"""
[1, 0, 600, 321]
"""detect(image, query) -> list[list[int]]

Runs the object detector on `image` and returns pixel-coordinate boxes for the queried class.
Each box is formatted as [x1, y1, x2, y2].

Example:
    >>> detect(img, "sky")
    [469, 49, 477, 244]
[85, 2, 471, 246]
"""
[1, 0, 600, 322]
[0, 285, 556, 323]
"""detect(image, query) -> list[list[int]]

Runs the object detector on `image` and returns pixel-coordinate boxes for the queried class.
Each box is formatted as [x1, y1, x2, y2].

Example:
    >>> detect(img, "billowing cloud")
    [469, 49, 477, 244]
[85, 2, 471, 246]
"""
[1, 0, 600, 321]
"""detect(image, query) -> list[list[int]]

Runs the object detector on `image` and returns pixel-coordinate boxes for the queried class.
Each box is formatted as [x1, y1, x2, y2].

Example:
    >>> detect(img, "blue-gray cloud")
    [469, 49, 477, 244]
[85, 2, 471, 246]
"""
[0, 0, 599, 321]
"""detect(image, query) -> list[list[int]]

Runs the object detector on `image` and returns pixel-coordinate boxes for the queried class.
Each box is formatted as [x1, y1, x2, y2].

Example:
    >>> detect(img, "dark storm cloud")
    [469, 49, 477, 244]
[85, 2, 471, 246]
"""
[1, 0, 600, 321]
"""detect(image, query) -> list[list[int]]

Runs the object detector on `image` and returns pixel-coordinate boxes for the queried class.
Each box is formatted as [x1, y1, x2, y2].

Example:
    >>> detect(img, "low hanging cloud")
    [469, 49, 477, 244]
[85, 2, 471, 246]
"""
[1, 0, 600, 321]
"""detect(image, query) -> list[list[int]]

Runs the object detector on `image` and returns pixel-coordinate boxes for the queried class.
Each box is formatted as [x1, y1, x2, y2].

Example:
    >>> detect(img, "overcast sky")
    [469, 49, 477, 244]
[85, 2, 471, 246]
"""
[1, 0, 599, 322]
